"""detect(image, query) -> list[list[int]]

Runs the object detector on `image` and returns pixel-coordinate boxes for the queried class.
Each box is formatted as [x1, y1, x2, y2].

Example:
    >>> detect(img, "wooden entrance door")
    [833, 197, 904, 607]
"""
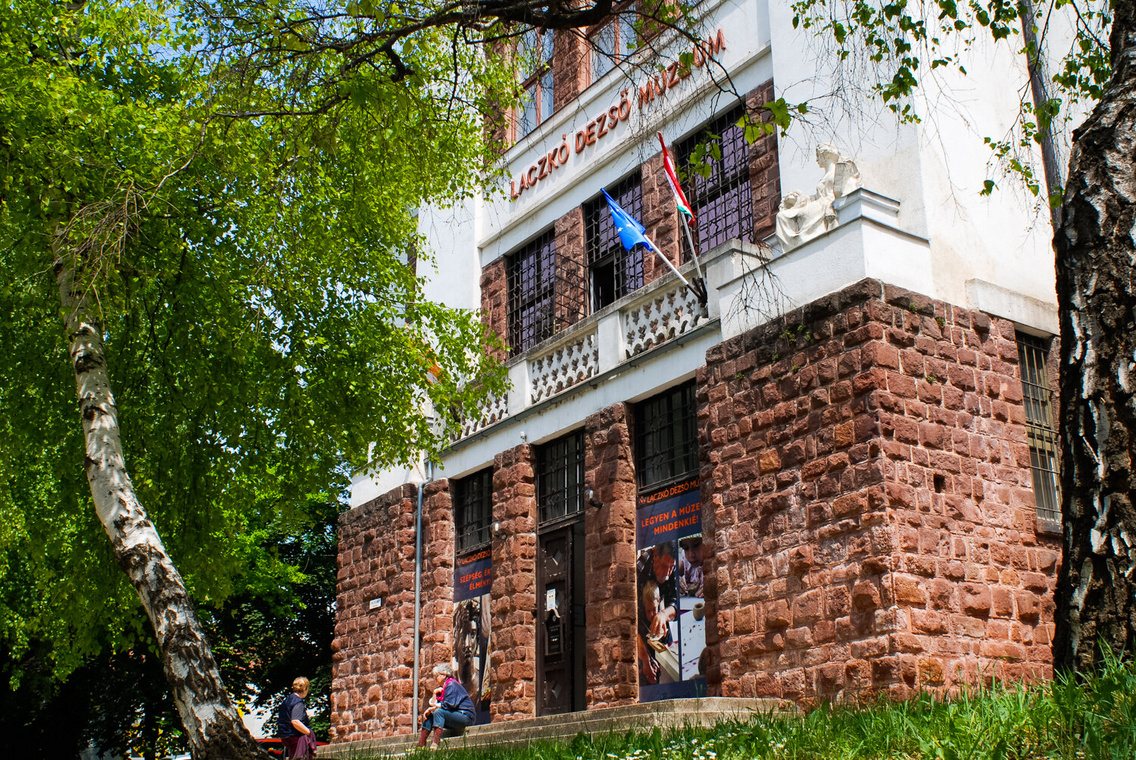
[536, 519, 584, 715]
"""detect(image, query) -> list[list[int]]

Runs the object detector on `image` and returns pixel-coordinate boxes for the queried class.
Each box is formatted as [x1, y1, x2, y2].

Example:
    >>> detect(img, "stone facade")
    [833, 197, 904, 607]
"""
[700, 280, 1059, 703]
[554, 207, 588, 331]
[553, 29, 590, 111]
[641, 151, 684, 286]
[333, 278, 1060, 743]
[331, 481, 456, 742]
[489, 445, 539, 720]
[480, 257, 508, 361]
[583, 403, 640, 707]
[479, 79, 780, 344]
[745, 80, 780, 242]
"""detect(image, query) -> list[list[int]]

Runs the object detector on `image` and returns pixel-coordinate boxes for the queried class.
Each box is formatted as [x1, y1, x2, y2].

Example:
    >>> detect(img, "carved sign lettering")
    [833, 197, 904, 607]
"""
[508, 30, 727, 201]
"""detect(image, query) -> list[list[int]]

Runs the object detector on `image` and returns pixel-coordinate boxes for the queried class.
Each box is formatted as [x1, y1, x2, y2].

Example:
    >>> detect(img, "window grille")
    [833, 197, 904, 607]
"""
[1018, 333, 1061, 523]
[537, 431, 586, 524]
[507, 230, 556, 354]
[455, 468, 494, 554]
[518, 28, 555, 138]
[676, 103, 754, 254]
[635, 383, 698, 490]
[506, 230, 586, 356]
[585, 171, 644, 311]
[591, 11, 636, 82]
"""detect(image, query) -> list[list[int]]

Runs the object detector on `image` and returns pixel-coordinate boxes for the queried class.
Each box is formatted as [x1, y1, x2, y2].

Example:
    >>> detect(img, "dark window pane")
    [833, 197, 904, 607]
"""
[518, 29, 555, 137]
[455, 469, 493, 554]
[676, 103, 754, 256]
[541, 71, 554, 122]
[506, 230, 586, 355]
[585, 172, 644, 310]
[538, 431, 586, 524]
[635, 383, 698, 490]
[1017, 333, 1060, 523]
[508, 231, 557, 354]
[592, 23, 616, 80]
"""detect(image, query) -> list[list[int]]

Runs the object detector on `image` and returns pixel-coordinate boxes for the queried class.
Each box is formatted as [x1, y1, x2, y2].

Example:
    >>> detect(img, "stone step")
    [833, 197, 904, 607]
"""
[322, 698, 790, 758]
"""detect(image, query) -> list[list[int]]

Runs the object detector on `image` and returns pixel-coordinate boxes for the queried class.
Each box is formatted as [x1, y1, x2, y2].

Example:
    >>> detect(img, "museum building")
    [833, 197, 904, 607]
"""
[329, 0, 1065, 747]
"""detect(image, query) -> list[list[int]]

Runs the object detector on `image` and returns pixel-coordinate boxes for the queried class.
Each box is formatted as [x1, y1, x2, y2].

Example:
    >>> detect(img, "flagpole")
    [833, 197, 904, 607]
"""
[656, 131, 706, 302]
[679, 221, 707, 302]
[602, 185, 703, 304]
[641, 236, 703, 302]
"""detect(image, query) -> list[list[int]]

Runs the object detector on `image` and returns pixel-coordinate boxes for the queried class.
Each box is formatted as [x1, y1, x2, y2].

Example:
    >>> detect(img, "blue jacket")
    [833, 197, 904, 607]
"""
[440, 678, 475, 718]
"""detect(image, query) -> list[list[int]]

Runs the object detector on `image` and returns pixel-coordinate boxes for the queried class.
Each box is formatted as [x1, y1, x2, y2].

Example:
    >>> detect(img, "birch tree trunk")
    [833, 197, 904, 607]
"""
[55, 251, 266, 760]
[1052, 0, 1136, 670]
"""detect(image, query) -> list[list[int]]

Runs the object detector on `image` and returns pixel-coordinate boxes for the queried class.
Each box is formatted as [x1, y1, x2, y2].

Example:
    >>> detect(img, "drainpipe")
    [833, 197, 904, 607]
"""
[411, 460, 433, 733]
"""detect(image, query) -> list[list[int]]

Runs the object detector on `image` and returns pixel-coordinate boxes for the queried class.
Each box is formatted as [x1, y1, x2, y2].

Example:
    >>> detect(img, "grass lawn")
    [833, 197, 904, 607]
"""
[385, 653, 1135, 760]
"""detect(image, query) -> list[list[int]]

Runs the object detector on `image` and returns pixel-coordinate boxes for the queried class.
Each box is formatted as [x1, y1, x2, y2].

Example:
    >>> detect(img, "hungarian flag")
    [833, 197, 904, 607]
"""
[658, 132, 695, 228]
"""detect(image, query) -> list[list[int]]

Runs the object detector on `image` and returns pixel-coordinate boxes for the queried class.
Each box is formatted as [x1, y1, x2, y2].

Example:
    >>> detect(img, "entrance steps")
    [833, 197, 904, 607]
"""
[321, 698, 788, 757]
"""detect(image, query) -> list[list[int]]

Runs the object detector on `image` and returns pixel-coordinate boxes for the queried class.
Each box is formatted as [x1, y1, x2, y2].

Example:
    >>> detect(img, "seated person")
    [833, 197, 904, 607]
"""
[418, 663, 475, 748]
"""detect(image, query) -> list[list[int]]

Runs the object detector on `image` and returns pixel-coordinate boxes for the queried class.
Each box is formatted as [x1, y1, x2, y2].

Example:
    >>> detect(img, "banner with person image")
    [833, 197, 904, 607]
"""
[453, 548, 493, 723]
[635, 478, 708, 702]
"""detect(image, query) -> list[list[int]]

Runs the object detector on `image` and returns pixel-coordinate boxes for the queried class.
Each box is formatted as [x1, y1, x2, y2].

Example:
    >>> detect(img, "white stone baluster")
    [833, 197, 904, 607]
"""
[529, 332, 599, 404]
[622, 283, 707, 359]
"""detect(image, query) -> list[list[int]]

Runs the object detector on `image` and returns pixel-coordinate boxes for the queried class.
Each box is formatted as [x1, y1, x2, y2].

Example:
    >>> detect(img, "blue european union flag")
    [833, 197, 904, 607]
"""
[603, 189, 652, 253]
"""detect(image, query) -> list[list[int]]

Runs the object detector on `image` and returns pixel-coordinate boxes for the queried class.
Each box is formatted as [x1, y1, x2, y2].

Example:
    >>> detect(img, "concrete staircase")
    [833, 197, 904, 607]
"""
[321, 698, 788, 758]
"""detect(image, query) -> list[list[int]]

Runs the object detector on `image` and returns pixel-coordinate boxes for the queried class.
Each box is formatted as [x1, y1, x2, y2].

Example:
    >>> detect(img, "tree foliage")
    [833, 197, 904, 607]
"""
[2, 0, 704, 751]
[0, 0, 711, 690]
[0, 0, 506, 717]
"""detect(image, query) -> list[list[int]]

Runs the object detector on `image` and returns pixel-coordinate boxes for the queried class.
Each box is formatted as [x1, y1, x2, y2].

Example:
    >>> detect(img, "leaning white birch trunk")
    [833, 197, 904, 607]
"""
[1052, 0, 1136, 670]
[56, 251, 266, 760]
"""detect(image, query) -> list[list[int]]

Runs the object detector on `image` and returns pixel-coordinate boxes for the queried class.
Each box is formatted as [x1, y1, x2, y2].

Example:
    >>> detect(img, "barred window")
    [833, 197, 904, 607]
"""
[506, 230, 586, 356]
[676, 103, 754, 254]
[517, 28, 555, 138]
[591, 11, 636, 82]
[507, 230, 556, 355]
[635, 383, 698, 490]
[1018, 333, 1060, 523]
[455, 469, 493, 554]
[585, 172, 644, 311]
[537, 431, 586, 524]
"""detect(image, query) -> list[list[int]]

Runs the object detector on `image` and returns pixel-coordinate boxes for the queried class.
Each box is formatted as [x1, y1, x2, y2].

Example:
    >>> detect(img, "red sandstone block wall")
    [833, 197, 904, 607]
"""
[489, 445, 539, 721]
[583, 404, 640, 707]
[553, 29, 589, 110]
[333, 279, 1061, 744]
[480, 258, 509, 360]
[641, 152, 683, 285]
[330, 481, 456, 742]
[745, 80, 780, 241]
[700, 279, 1059, 703]
[555, 208, 588, 331]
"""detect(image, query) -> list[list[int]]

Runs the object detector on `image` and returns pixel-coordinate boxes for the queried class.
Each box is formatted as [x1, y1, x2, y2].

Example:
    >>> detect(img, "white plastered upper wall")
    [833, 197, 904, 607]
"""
[768, 0, 1086, 314]
[417, 0, 1078, 321]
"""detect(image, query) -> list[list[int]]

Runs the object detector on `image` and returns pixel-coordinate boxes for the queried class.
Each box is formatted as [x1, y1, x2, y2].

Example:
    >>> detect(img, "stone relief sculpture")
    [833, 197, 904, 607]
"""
[775, 143, 861, 251]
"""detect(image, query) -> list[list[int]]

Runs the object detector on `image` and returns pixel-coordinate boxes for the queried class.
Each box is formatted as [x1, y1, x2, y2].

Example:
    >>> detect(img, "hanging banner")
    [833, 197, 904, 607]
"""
[636, 478, 707, 702]
[453, 548, 493, 724]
